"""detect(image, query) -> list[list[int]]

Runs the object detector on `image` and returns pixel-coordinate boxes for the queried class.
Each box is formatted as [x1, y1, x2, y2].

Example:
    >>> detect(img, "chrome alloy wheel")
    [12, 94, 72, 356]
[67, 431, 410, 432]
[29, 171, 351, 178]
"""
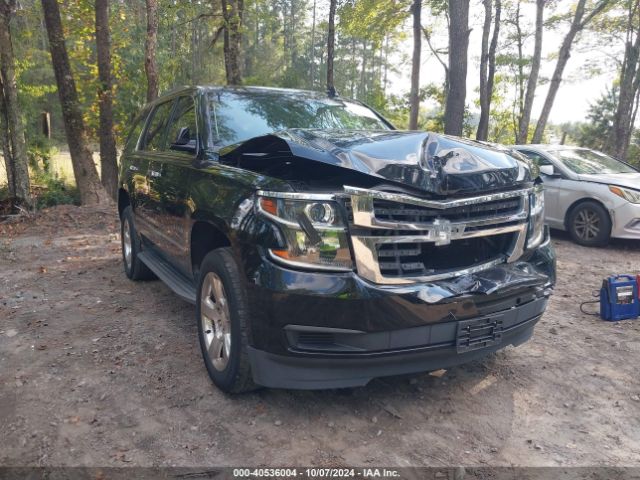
[123, 218, 133, 269]
[574, 209, 601, 241]
[201, 272, 232, 371]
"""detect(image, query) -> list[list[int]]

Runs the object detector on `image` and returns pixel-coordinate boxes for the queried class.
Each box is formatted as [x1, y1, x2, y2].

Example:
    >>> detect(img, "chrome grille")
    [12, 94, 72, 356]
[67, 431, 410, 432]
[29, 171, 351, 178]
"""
[344, 186, 531, 285]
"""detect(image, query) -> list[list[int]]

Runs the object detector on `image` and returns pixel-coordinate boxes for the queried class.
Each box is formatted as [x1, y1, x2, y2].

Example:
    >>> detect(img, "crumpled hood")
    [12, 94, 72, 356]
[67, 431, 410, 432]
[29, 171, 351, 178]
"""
[577, 172, 640, 190]
[258, 129, 532, 195]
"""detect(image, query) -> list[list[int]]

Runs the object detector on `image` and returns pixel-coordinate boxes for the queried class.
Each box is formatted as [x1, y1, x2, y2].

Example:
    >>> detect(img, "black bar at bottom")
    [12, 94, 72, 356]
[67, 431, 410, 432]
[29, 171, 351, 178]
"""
[0, 467, 638, 480]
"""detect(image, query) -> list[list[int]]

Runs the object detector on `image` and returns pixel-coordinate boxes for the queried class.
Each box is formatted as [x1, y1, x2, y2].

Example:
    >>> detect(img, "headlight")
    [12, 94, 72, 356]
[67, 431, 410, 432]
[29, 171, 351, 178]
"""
[527, 184, 545, 249]
[609, 185, 640, 204]
[258, 194, 353, 271]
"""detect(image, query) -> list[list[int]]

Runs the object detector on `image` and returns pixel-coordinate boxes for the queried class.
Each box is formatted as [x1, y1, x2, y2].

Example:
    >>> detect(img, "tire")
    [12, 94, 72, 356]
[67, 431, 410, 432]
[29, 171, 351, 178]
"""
[196, 248, 257, 393]
[121, 206, 155, 280]
[567, 201, 611, 247]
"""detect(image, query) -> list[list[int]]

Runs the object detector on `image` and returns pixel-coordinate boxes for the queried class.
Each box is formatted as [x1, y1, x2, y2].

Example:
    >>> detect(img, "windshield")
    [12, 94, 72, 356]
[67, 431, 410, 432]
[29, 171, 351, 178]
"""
[552, 148, 637, 174]
[206, 90, 390, 148]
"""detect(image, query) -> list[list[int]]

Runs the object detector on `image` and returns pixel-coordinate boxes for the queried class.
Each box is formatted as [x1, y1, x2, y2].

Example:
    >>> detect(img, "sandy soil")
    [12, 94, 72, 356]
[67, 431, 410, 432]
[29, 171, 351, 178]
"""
[1, 205, 639, 468]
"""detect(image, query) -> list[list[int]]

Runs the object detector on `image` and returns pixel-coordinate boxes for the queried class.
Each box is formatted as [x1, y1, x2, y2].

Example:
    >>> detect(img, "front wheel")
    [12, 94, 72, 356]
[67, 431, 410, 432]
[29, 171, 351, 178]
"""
[567, 201, 611, 247]
[196, 248, 257, 393]
[121, 206, 155, 280]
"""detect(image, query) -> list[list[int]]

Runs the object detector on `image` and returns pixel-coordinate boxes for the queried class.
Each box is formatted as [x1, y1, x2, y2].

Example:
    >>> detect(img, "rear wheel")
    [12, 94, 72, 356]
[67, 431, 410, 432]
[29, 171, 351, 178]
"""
[196, 248, 257, 393]
[567, 201, 611, 247]
[121, 206, 155, 280]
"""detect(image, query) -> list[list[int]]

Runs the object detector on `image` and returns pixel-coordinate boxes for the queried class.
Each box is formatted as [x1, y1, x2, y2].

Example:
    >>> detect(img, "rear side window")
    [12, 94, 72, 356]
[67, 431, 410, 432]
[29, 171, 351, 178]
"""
[141, 100, 174, 151]
[124, 108, 149, 153]
[166, 96, 198, 155]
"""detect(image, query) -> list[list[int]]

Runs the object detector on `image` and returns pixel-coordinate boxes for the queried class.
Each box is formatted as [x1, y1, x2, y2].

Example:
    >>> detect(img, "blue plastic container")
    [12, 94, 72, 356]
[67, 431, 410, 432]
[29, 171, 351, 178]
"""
[600, 275, 640, 321]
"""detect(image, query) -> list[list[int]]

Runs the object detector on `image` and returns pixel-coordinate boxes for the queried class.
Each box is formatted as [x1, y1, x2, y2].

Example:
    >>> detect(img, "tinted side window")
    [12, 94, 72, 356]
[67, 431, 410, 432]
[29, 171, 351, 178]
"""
[166, 96, 198, 155]
[124, 108, 149, 153]
[521, 150, 552, 166]
[142, 100, 174, 151]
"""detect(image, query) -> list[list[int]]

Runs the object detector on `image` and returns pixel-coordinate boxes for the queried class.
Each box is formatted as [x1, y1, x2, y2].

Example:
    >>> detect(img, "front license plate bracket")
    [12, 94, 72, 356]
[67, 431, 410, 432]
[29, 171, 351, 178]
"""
[456, 315, 504, 353]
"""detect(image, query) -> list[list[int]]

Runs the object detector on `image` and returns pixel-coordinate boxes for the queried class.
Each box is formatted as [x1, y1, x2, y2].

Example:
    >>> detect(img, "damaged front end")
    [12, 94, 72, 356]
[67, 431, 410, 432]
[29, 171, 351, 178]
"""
[224, 129, 555, 387]
[226, 129, 551, 291]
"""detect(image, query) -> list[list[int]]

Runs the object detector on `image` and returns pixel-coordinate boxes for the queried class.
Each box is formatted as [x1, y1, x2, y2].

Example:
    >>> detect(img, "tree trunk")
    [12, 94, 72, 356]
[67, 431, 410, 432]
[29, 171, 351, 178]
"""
[144, 0, 158, 102]
[41, 0, 109, 206]
[532, 0, 609, 143]
[609, 0, 640, 160]
[0, 2, 31, 208]
[326, 0, 336, 95]
[95, 0, 118, 200]
[282, 1, 289, 68]
[444, 0, 470, 136]
[409, 0, 421, 130]
[485, 0, 500, 136]
[0, 80, 16, 200]
[517, 0, 545, 144]
[350, 36, 356, 97]
[190, 18, 196, 82]
[290, 0, 296, 73]
[514, 0, 524, 138]
[422, 26, 449, 105]
[359, 39, 367, 99]
[310, 0, 316, 88]
[222, 0, 244, 85]
[383, 34, 389, 95]
[476, 0, 492, 141]
[476, 0, 501, 141]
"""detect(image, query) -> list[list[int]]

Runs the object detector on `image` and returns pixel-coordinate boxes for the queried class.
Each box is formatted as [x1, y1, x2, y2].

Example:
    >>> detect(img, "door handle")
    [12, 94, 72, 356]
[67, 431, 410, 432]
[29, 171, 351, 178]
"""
[149, 170, 162, 178]
[129, 165, 139, 172]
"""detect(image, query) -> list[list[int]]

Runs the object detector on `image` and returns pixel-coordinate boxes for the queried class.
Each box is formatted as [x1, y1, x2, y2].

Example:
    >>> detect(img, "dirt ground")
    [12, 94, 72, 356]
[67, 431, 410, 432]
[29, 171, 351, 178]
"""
[1, 205, 639, 468]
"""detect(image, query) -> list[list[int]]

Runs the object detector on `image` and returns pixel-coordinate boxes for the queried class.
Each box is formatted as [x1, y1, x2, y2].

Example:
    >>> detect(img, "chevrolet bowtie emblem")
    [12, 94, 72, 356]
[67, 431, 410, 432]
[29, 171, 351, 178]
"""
[432, 219, 453, 246]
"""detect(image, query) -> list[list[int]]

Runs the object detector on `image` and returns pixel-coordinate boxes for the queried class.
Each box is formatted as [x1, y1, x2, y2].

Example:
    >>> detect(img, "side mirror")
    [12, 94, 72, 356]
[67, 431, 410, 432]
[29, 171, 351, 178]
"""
[539, 165, 557, 176]
[173, 127, 191, 146]
[170, 127, 197, 154]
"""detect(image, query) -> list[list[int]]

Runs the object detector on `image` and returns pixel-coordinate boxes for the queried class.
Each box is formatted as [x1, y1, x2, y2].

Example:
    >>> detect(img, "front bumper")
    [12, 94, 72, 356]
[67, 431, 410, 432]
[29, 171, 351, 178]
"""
[248, 300, 544, 389]
[243, 230, 555, 389]
[611, 201, 640, 239]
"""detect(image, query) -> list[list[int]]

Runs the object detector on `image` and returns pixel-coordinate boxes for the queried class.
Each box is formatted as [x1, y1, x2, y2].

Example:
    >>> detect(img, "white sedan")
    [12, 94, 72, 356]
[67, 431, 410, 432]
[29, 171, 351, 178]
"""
[512, 145, 640, 247]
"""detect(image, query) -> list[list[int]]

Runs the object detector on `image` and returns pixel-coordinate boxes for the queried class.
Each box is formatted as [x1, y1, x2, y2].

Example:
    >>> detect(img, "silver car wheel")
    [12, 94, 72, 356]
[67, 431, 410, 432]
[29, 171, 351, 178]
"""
[123, 218, 133, 269]
[201, 272, 232, 371]
[574, 209, 601, 240]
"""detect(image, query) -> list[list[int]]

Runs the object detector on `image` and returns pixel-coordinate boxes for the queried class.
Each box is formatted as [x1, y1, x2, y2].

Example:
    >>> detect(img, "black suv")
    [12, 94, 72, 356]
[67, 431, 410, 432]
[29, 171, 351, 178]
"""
[118, 86, 556, 393]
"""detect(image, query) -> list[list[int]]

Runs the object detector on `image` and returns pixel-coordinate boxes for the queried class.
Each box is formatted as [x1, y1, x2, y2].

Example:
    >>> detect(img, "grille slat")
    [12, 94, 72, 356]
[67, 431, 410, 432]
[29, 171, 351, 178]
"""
[373, 197, 521, 224]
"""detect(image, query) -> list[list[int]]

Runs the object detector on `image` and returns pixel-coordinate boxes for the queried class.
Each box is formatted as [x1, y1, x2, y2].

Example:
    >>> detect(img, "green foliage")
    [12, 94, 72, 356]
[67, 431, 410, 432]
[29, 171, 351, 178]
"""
[379, 94, 410, 129]
[4, 0, 637, 164]
[419, 84, 446, 132]
[339, 0, 410, 48]
[32, 171, 80, 209]
[27, 136, 59, 173]
[555, 85, 639, 167]
[0, 184, 8, 202]
[573, 86, 618, 152]
[13, 0, 414, 145]
[629, 131, 640, 168]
